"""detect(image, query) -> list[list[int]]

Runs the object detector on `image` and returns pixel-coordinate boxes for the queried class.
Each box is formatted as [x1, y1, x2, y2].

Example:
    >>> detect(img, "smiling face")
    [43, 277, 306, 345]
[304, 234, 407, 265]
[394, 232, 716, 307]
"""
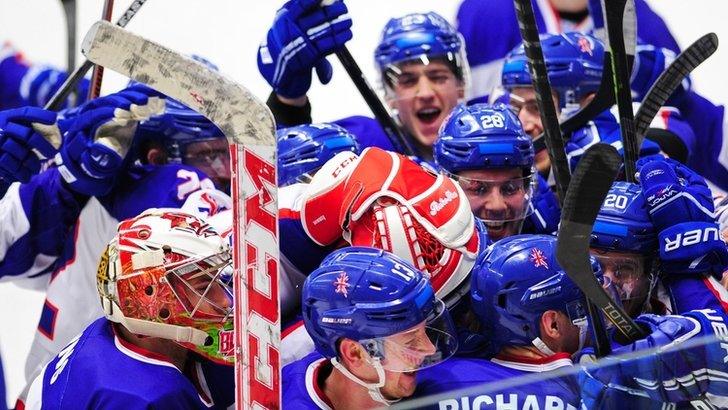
[386, 59, 464, 148]
[454, 167, 533, 241]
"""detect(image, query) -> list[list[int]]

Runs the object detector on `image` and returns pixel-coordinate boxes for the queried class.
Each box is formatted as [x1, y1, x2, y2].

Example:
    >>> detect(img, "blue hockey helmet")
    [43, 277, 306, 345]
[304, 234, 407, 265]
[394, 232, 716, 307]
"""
[302, 246, 458, 368]
[470, 234, 602, 353]
[374, 12, 469, 93]
[276, 123, 360, 186]
[435, 103, 534, 174]
[502, 32, 604, 109]
[591, 182, 657, 254]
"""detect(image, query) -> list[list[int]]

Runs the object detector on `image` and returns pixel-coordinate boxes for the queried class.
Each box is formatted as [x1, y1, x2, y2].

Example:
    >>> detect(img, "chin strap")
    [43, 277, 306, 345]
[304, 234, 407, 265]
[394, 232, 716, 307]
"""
[531, 337, 557, 356]
[331, 357, 401, 407]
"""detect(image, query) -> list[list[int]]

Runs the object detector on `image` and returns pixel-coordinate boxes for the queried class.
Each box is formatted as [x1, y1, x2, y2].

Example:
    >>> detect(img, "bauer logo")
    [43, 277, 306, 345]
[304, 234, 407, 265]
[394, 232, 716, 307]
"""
[430, 190, 458, 216]
[322, 317, 353, 325]
[663, 227, 719, 252]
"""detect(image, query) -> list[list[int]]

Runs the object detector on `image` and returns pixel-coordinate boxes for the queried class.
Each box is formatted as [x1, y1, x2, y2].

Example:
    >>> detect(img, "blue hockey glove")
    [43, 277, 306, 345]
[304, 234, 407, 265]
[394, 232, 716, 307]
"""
[632, 45, 690, 107]
[523, 173, 560, 235]
[56, 87, 164, 196]
[638, 156, 728, 276]
[257, 0, 352, 98]
[0, 107, 60, 183]
[581, 311, 728, 406]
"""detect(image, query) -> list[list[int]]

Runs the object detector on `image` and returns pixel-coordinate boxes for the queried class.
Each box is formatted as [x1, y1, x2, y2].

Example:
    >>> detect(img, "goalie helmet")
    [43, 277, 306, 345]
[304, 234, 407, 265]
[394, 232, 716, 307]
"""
[97, 209, 234, 364]
[502, 32, 604, 109]
[302, 246, 457, 404]
[374, 12, 469, 96]
[277, 123, 360, 186]
[470, 234, 604, 354]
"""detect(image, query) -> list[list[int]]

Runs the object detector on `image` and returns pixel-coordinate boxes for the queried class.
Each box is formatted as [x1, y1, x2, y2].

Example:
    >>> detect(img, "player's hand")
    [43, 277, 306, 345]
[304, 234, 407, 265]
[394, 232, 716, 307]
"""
[582, 311, 728, 405]
[257, 0, 352, 99]
[638, 156, 728, 276]
[56, 87, 164, 196]
[0, 107, 60, 183]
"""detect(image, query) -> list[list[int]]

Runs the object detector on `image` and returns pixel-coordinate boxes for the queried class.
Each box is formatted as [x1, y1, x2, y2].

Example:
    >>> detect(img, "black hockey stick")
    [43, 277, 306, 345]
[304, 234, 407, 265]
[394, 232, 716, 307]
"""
[335, 47, 416, 156]
[45, 0, 148, 110]
[60, 0, 77, 104]
[635, 33, 719, 147]
[513, 0, 571, 203]
[603, 0, 638, 182]
[557, 143, 648, 349]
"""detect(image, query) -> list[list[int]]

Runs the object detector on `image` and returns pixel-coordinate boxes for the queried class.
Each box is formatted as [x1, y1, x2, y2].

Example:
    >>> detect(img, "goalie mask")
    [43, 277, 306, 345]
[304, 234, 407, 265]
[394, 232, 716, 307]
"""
[97, 209, 234, 364]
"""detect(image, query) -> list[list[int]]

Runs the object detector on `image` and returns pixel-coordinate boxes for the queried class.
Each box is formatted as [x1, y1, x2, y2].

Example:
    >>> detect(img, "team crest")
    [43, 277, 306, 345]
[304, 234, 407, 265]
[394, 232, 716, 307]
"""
[333, 272, 351, 297]
[577, 36, 593, 56]
[530, 248, 549, 269]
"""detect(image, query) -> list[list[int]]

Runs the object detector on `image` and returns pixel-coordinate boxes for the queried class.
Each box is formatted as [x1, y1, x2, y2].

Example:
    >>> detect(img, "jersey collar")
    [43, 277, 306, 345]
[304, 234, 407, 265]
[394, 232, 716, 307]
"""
[305, 358, 335, 410]
[492, 352, 573, 372]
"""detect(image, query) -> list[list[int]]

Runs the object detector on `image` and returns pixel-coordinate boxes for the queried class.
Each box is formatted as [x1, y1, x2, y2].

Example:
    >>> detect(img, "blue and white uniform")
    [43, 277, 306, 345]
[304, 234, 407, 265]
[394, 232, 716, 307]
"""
[24, 318, 231, 410]
[282, 352, 334, 410]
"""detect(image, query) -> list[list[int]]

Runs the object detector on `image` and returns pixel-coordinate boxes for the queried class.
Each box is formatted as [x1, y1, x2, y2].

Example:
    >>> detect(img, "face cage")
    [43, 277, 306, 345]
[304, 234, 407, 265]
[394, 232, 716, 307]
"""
[164, 251, 234, 322]
[445, 170, 536, 223]
[381, 54, 468, 103]
[592, 251, 654, 316]
[358, 299, 457, 373]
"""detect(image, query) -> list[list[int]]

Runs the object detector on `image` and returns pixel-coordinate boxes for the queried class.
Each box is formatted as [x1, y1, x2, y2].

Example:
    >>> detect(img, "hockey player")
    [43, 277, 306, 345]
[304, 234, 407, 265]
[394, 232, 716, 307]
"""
[411, 234, 599, 409]
[277, 122, 360, 187]
[0, 87, 233, 401]
[435, 103, 560, 240]
[456, 0, 680, 101]
[258, 4, 468, 161]
[282, 246, 458, 408]
[500, 31, 666, 181]
[23, 209, 235, 409]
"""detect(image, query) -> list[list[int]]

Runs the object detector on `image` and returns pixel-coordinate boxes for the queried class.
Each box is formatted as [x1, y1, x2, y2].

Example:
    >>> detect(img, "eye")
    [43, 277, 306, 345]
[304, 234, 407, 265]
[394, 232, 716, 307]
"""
[501, 181, 523, 196]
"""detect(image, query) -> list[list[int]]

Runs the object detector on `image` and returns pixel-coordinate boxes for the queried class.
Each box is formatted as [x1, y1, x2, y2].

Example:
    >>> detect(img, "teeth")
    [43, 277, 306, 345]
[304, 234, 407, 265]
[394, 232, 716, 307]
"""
[418, 108, 439, 115]
[484, 221, 504, 229]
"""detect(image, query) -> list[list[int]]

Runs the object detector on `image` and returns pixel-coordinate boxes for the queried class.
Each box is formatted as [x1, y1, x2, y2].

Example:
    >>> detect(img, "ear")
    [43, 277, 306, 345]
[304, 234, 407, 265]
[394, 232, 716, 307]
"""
[539, 310, 562, 340]
[338, 339, 366, 368]
[146, 147, 167, 165]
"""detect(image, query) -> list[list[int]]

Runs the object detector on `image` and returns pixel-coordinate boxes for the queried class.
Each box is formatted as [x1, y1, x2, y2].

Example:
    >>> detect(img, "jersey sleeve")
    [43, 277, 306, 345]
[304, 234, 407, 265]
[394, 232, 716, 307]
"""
[0, 43, 89, 110]
[0, 168, 87, 281]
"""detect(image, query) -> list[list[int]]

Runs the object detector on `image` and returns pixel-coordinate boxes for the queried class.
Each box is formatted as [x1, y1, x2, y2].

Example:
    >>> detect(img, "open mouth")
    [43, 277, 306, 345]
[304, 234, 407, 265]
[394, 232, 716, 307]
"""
[416, 107, 442, 124]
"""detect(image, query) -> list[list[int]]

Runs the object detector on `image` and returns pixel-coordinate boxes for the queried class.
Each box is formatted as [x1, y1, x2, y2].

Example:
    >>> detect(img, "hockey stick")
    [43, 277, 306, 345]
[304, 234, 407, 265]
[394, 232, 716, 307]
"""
[603, 0, 638, 182]
[81, 20, 281, 410]
[318, 0, 415, 156]
[86, 0, 115, 101]
[512, 0, 571, 203]
[45, 0, 148, 111]
[60, 0, 77, 105]
[334, 47, 416, 156]
[556, 143, 648, 345]
[634, 33, 719, 146]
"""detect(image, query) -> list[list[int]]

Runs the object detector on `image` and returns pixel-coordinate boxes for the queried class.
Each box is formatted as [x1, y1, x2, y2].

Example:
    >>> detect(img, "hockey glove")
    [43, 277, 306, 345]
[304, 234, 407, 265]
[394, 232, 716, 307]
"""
[257, 0, 352, 98]
[580, 311, 728, 406]
[56, 87, 164, 196]
[638, 156, 728, 276]
[0, 107, 60, 183]
[522, 173, 560, 235]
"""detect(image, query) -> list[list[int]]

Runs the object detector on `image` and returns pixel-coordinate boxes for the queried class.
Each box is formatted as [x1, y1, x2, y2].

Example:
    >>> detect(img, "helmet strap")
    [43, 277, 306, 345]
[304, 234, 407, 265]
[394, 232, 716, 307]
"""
[331, 357, 400, 407]
[531, 337, 557, 356]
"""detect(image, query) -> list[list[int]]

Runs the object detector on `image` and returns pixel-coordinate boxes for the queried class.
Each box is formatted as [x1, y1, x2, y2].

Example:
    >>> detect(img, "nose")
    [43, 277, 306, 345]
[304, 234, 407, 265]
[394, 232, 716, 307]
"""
[518, 110, 540, 138]
[415, 76, 436, 99]
[484, 189, 508, 215]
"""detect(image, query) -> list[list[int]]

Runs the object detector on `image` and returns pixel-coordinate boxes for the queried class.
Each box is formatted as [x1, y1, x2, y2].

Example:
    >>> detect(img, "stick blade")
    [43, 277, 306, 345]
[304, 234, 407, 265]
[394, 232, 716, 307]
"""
[81, 20, 275, 147]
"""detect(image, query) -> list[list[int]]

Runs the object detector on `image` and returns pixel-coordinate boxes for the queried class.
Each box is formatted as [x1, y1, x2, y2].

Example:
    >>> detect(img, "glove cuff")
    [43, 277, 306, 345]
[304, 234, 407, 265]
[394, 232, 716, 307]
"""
[658, 222, 728, 276]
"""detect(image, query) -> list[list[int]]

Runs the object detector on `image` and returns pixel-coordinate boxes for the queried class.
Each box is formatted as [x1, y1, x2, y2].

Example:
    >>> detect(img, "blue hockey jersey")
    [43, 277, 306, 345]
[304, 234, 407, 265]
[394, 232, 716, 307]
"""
[282, 352, 335, 410]
[23, 318, 229, 409]
[410, 353, 581, 410]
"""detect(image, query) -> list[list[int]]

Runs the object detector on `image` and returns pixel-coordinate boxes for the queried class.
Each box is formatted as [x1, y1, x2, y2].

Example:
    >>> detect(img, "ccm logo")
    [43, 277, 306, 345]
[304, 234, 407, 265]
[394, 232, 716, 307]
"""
[664, 227, 720, 252]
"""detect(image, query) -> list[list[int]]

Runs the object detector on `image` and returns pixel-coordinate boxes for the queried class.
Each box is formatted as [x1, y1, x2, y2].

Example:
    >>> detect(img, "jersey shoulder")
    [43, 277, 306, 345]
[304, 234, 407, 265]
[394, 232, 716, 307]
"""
[333, 115, 395, 152]
[282, 352, 332, 409]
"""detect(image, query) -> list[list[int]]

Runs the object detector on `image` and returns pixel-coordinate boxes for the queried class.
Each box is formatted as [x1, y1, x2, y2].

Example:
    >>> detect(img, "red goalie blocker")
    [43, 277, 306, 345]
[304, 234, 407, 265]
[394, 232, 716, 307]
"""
[231, 145, 280, 409]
